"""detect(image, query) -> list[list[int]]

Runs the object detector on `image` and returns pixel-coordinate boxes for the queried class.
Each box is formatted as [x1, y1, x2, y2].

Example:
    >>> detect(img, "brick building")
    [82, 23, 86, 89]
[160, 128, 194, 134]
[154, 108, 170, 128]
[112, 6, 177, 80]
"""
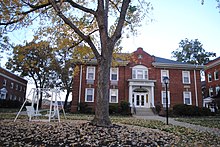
[203, 57, 220, 111]
[0, 67, 27, 102]
[71, 47, 203, 113]
[205, 57, 220, 97]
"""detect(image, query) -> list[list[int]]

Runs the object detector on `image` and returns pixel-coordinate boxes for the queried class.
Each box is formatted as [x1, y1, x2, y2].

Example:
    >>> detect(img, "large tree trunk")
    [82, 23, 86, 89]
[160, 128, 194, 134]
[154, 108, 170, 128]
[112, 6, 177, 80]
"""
[91, 47, 113, 127]
[64, 89, 70, 109]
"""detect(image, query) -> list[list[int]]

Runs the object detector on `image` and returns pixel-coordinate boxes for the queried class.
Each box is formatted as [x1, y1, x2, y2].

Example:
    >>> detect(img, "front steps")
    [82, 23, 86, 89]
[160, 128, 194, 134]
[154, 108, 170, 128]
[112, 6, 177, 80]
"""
[132, 108, 155, 116]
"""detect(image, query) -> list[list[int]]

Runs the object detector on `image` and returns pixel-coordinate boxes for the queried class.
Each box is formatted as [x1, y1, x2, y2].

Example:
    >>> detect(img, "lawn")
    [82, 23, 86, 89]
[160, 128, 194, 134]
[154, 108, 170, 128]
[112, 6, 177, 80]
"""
[0, 110, 220, 146]
[175, 116, 220, 129]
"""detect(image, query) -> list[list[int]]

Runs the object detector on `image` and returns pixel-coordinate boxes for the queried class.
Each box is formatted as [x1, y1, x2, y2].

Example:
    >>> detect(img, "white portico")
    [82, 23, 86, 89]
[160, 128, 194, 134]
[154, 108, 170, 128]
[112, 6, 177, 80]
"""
[128, 65, 156, 108]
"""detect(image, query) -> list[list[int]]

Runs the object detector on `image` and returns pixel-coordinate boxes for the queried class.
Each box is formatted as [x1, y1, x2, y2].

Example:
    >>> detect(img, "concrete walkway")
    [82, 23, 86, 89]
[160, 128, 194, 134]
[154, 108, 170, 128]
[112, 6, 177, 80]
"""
[134, 115, 220, 137]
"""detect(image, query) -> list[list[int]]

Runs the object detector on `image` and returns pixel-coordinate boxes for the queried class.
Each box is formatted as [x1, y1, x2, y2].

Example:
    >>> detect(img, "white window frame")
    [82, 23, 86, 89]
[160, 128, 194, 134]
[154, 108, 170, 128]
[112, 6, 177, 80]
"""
[209, 87, 214, 97]
[214, 70, 219, 80]
[86, 66, 96, 80]
[161, 91, 170, 107]
[85, 88, 94, 102]
[109, 89, 118, 103]
[182, 71, 190, 84]
[208, 73, 212, 82]
[183, 91, 192, 105]
[110, 68, 119, 81]
[161, 70, 169, 83]
[10, 82, 14, 89]
[132, 65, 148, 80]
[3, 79, 7, 86]
[216, 86, 220, 95]
[0, 93, 6, 99]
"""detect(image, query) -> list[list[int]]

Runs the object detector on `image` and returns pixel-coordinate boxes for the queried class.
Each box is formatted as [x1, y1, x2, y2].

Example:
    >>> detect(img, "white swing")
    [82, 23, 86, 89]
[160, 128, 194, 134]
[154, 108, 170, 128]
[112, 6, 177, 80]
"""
[14, 88, 66, 122]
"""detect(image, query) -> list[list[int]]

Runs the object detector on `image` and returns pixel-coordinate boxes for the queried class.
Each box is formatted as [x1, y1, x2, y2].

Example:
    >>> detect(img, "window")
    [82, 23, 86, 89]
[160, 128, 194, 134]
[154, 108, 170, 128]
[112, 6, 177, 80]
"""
[3, 79, 7, 86]
[15, 84, 18, 90]
[138, 54, 143, 59]
[161, 70, 169, 83]
[110, 68, 119, 81]
[109, 89, 118, 103]
[10, 82, 14, 89]
[183, 91, 192, 105]
[161, 91, 170, 107]
[216, 86, 220, 95]
[214, 70, 219, 80]
[209, 87, 213, 97]
[208, 73, 212, 82]
[86, 66, 95, 80]
[182, 71, 190, 84]
[132, 65, 148, 80]
[85, 88, 94, 102]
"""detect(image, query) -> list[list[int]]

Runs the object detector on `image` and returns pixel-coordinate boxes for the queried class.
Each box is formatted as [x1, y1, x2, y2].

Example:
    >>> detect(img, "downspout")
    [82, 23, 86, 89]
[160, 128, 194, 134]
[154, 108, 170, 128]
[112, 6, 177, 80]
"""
[194, 65, 198, 106]
[78, 65, 83, 111]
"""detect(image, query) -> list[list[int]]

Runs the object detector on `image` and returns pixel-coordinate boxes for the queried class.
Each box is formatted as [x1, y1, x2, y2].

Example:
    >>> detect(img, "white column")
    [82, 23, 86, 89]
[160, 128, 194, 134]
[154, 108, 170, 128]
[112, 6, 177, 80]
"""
[129, 84, 133, 107]
[151, 86, 155, 107]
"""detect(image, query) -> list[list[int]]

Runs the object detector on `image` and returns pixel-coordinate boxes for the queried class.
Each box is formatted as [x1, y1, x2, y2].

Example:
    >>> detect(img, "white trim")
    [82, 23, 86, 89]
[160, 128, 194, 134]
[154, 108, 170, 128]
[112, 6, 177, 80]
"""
[216, 86, 220, 95]
[182, 71, 191, 84]
[86, 66, 95, 80]
[194, 70, 198, 106]
[78, 65, 83, 107]
[109, 89, 118, 103]
[110, 67, 119, 81]
[85, 88, 94, 102]
[183, 91, 192, 105]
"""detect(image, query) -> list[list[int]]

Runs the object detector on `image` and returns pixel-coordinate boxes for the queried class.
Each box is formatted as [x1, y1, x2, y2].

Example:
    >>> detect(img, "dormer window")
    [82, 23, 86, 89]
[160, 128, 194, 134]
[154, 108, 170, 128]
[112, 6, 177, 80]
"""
[132, 65, 148, 80]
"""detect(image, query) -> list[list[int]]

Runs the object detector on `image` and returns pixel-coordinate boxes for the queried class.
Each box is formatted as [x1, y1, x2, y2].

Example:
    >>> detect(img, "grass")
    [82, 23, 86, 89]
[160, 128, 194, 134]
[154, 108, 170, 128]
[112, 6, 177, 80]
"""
[175, 116, 220, 129]
[1, 109, 220, 146]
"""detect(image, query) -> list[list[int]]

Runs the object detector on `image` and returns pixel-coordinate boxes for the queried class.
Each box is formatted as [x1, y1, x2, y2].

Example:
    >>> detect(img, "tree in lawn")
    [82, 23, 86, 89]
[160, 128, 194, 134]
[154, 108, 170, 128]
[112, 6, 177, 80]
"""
[172, 38, 216, 65]
[0, 0, 152, 127]
[5, 41, 56, 108]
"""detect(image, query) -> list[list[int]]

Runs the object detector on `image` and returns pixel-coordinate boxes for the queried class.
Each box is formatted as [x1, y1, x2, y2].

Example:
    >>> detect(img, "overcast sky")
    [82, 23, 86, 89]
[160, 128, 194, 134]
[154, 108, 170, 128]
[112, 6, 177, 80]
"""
[121, 0, 220, 59]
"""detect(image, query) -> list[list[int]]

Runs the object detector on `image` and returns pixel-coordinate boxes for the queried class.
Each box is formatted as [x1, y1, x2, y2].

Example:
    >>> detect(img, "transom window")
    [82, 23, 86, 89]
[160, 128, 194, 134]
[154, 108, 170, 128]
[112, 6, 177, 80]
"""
[214, 70, 219, 80]
[110, 68, 119, 81]
[85, 88, 94, 102]
[182, 71, 190, 84]
[183, 91, 192, 105]
[109, 89, 118, 103]
[161, 91, 170, 108]
[86, 66, 95, 80]
[132, 65, 148, 80]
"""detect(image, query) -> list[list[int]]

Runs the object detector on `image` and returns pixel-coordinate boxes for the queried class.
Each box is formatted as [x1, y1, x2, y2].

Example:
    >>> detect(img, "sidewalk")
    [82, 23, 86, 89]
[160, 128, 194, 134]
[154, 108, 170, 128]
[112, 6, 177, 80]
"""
[134, 115, 220, 137]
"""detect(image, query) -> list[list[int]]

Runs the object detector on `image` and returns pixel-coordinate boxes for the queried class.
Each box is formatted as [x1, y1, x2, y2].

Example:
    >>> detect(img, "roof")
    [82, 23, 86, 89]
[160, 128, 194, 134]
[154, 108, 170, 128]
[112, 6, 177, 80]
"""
[205, 56, 220, 69]
[153, 56, 204, 70]
[0, 67, 28, 84]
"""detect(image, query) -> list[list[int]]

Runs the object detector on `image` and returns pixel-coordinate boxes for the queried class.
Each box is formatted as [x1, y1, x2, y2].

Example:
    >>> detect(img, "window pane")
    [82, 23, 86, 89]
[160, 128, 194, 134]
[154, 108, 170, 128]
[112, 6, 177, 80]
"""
[111, 96, 117, 103]
[111, 74, 117, 80]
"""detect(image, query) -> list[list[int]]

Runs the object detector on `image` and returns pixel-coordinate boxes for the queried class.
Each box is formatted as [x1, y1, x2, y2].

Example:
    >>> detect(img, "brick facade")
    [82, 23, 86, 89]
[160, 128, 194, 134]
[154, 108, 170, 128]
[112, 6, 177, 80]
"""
[71, 47, 203, 113]
[205, 57, 220, 97]
[0, 67, 27, 103]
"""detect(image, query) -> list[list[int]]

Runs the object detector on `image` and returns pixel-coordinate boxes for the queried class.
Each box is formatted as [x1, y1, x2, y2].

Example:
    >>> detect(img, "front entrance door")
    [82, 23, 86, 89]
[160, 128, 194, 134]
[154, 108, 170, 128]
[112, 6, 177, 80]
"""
[134, 93, 149, 107]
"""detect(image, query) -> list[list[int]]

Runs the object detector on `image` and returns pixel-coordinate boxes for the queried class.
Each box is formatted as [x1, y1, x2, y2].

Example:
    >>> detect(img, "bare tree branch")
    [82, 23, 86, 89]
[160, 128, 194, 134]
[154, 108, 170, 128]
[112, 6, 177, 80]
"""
[49, 0, 101, 59]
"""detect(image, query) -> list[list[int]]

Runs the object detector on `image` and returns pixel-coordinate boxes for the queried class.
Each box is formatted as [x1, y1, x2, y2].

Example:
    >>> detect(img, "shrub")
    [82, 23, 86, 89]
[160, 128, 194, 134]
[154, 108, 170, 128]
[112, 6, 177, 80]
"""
[120, 101, 131, 115]
[109, 103, 119, 114]
[78, 102, 93, 114]
[173, 104, 212, 116]
[0, 99, 23, 108]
